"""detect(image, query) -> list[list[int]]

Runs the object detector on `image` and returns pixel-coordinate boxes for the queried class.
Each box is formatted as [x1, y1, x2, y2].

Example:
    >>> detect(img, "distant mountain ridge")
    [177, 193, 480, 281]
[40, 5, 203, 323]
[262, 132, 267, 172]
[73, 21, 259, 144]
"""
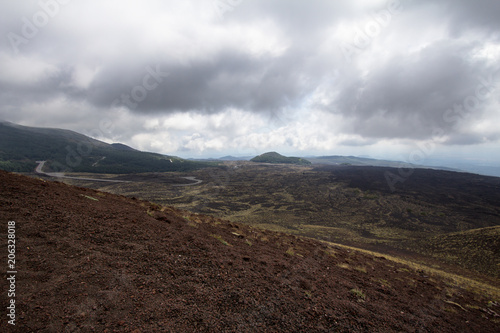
[214, 153, 461, 173]
[251, 152, 312, 165]
[218, 155, 253, 161]
[0, 121, 214, 173]
[306, 155, 460, 172]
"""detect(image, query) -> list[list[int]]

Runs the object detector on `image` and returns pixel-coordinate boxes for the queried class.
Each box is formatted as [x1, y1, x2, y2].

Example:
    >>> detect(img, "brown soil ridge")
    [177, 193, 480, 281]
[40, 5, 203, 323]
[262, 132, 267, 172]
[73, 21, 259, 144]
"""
[0, 170, 498, 332]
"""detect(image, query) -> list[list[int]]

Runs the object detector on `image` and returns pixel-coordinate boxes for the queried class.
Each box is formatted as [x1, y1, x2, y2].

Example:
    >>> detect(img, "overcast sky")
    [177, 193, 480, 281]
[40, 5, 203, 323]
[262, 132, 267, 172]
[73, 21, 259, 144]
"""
[1, 0, 499, 164]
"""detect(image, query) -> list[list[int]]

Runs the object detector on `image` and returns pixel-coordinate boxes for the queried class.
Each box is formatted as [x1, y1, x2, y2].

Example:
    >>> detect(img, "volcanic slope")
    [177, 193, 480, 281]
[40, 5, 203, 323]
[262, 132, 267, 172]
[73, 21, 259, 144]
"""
[0, 121, 212, 173]
[0, 170, 499, 332]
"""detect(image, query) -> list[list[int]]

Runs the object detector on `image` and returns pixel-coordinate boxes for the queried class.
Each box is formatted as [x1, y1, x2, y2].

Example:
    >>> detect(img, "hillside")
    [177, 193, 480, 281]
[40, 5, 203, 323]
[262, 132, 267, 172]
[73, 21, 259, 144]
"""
[1, 170, 499, 332]
[407, 226, 500, 278]
[251, 152, 311, 165]
[0, 121, 214, 173]
[89, 163, 500, 280]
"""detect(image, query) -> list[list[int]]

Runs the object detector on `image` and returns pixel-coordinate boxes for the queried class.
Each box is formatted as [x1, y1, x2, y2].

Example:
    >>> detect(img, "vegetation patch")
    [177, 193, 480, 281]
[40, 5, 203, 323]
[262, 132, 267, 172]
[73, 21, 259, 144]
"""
[324, 248, 337, 258]
[350, 288, 366, 301]
[354, 266, 367, 273]
[187, 221, 199, 228]
[372, 278, 391, 288]
[79, 194, 98, 201]
[210, 234, 231, 246]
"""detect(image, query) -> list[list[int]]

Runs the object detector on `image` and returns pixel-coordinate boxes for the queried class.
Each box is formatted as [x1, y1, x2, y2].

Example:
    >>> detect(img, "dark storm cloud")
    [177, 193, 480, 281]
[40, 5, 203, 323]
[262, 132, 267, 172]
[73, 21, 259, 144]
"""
[86, 50, 311, 114]
[444, 131, 500, 146]
[0, 67, 71, 104]
[0, 0, 364, 116]
[434, 0, 500, 38]
[331, 40, 497, 140]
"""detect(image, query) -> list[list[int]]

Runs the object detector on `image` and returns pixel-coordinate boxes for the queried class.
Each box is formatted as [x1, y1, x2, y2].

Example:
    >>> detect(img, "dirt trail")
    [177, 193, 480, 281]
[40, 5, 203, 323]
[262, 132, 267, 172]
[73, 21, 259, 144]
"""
[35, 160, 130, 183]
[173, 176, 203, 186]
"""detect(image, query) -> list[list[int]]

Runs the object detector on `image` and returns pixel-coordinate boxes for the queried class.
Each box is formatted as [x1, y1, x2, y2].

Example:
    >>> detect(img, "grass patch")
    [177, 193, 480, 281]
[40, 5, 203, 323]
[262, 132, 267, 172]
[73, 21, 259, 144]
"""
[443, 306, 458, 313]
[79, 194, 98, 201]
[354, 266, 367, 273]
[337, 263, 350, 270]
[350, 288, 366, 301]
[187, 221, 199, 228]
[373, 278, 391, 287]
[488, 301, 498, 308]
[285, 247, 303, 257]
[210, 234, 231, 246]
[324, 248, 337, 258]
[465, 304, 481, 310]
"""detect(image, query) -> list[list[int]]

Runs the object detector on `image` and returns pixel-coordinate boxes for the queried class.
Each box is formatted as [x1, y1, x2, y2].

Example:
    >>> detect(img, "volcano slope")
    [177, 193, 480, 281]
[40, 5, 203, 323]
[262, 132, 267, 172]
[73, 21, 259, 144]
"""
[0, 170, 499, 332]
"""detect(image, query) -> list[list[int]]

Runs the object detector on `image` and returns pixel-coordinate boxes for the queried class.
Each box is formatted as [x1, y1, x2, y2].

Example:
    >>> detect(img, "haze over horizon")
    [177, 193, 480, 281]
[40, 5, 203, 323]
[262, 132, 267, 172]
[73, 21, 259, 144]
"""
[1, 0, 499, 167]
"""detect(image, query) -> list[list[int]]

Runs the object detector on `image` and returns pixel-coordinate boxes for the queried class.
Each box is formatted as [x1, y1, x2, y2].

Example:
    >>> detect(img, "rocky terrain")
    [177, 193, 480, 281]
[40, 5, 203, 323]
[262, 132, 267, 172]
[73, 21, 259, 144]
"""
[70, 163, 500, 281]
[1, 170, 499, 332]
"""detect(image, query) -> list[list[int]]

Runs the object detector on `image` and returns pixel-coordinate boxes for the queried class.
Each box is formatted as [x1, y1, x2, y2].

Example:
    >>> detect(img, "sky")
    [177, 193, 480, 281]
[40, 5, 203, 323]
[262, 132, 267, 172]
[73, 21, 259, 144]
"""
[1, 0, 499, 165]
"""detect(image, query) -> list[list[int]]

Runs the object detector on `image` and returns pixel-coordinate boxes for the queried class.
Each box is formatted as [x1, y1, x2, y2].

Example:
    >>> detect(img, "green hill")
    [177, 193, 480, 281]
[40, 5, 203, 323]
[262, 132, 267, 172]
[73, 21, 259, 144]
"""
[0, 121, 214, 173]
[250, 152, 311, 165]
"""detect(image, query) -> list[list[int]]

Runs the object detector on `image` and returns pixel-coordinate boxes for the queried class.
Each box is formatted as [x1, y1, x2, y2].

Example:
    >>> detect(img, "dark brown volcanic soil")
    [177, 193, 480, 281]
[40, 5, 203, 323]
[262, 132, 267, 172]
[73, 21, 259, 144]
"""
[1, 170, 499, 332]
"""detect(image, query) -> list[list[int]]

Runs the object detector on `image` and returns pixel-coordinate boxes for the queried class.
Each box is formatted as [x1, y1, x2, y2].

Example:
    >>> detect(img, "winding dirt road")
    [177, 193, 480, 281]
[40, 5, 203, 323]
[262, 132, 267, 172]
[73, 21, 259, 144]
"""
[35, 161, 130, 183]
[173, 176, 203, 186]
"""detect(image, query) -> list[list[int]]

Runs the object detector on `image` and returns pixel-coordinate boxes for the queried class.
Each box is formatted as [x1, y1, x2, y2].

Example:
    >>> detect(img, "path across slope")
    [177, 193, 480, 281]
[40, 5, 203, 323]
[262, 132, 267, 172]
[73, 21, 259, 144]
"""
[35, 160, 130, 183]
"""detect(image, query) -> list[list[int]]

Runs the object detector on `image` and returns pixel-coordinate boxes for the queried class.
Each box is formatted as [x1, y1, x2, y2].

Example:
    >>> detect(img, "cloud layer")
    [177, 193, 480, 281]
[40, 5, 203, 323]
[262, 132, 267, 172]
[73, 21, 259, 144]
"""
[1, 0, 499, 161]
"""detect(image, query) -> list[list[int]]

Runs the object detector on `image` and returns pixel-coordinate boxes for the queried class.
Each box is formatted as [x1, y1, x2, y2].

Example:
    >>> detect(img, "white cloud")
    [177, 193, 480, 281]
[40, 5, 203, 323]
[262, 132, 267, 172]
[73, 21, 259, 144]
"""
[0, 53, 58, 85]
